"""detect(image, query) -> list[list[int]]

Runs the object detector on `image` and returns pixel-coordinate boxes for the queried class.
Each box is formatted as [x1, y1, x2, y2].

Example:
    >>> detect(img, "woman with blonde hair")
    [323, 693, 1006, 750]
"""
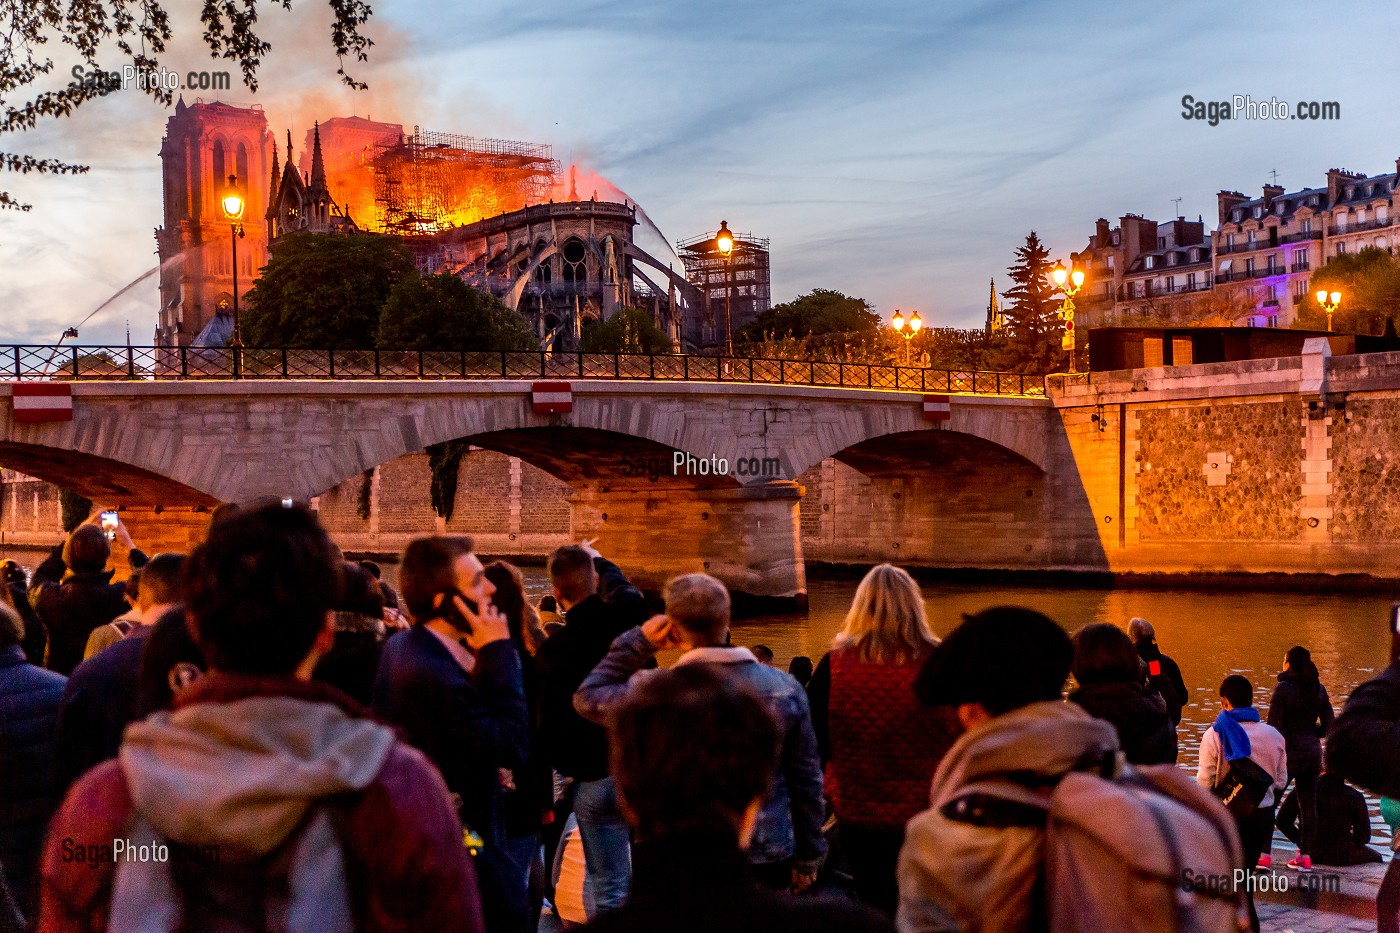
[807, 563, 959, 914]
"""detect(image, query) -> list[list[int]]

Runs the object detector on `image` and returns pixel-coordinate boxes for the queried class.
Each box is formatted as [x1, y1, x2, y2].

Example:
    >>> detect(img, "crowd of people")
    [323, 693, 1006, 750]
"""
[0, 501, 1398, 932]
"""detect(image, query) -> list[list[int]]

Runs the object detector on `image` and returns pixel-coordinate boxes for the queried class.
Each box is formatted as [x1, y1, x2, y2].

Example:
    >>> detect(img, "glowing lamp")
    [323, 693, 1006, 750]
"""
[1330, 291, 1342, 305]
[715, 221, 734, 257]
[1071, 268, 1086, 289]
[1315, 290, 1328, 305]
[891, 310, 905, 331]
[222, 174, 245, 221]
[1051, 262, 1069, 287]
[908, 310, 923, 333]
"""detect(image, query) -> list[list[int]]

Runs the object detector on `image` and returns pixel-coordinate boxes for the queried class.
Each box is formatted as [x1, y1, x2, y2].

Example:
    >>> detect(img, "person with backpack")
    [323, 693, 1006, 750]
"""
[1128, 617, 1188, 761]
[898, 606, 1248, 933]
[1069, 623, 1175, 765]
[1265, 645, 1334, 872]
[37, 501, 483, 933]
[1195, 674, 1288, 932]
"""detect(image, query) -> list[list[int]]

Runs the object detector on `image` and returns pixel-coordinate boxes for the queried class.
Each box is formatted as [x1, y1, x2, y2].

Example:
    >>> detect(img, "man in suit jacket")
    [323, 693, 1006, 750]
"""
[373, 535, 529, 932]
[535, 540, 649, 916]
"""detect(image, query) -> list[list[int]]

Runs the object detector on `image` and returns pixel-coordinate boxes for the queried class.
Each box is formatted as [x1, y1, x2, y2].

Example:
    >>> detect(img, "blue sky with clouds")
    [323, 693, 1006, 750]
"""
[3, 0, 1399, 344]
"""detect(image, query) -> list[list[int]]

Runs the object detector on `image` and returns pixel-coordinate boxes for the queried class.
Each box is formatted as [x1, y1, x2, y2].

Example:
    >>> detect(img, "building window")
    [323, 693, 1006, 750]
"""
[561, 237, 587, 283]
[1359, 208, 1368, 225]
[1187, 272, 1198, 290]
[1292, 249, 1308, 270]
[1266, 255, 1277, 274]
[1380, 205, 1390, 223]
[1107, 255, 1115, 270]
[1166, 275, 1176, 292]
[1295, 280, 1309, 301]
[1144, 256, 1155, 269]
[1226, 233, 1235, 250]
[1253, 207, 1263, 219]
[1245, 258, 1255, 274]
[1337, 242, 1348, 255]
[1301, 218, 1312, 234]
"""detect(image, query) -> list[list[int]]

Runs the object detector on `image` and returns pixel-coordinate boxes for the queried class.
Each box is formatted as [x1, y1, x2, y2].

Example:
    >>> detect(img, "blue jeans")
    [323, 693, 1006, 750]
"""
[573, 777, 631, 914]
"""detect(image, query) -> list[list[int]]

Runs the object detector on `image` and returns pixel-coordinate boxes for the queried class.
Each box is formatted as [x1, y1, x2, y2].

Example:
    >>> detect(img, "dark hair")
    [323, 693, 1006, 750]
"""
[788, 655, 814, 686]
[183, 501, 341, 675]
[359, 560, 382, 580]
[915, 606, 1073, 716]
[137, 606, 204, 716]
[64, 525, 110, 575]
[485, 561, 546, 656]
[1285, 645, 1320, 703]
[548, 546, 597, 604]
[1, 560, 24, 587]
[1072, 623, 1145, 686]
[400, 536, 475, 623]
[610, 665, 779, 841]
[1220, 674, 1254, 709]
[337, 561, 385, 618]
[750, 644, 774, 664]
[139, 553, 187, 607]
[124, 567, 142, 605]
[0, 601, 22, 649]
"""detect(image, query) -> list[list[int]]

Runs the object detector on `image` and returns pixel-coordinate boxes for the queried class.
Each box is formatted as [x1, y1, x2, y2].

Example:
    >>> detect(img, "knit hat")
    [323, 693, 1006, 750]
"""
[915, 606, 1073, 715]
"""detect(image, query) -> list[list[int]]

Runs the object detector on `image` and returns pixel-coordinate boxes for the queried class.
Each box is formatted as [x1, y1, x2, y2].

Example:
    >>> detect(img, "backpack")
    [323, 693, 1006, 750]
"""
[108, 799, 363, 933]
[1042, 763, 1251, 933]
[961, 757, 1250, 933]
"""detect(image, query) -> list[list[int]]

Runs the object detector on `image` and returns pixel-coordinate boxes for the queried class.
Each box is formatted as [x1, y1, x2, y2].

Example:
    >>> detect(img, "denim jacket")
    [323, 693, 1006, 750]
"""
[574, 627, 827, 872]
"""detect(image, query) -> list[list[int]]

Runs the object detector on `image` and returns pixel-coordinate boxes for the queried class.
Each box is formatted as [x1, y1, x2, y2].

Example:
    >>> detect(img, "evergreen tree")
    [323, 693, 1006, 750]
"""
[997, 232, 1066, 373]
[378, 270, 535, 351]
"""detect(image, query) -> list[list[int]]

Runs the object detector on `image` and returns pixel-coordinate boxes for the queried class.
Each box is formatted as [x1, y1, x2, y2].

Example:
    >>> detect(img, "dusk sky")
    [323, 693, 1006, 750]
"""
[3, 0, 1399, 344]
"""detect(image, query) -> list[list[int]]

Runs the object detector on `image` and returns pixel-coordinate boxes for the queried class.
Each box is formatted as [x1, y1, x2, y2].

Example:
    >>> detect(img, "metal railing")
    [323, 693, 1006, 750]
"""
[1, 345, 1048, 397]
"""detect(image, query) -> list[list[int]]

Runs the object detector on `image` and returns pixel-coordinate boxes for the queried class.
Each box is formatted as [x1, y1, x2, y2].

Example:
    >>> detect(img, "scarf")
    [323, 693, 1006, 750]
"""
[1212, 707, 1259, 762]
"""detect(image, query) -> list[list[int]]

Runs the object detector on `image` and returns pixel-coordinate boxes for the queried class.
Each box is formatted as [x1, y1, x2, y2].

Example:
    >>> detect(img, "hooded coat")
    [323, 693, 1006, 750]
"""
[36, 673, 482, 933]
[1069, 680, 1176, 766]
[895, 701, 1120, 933]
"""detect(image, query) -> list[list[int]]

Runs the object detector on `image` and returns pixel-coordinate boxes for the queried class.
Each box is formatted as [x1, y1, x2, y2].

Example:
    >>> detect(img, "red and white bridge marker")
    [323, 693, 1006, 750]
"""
[11, 383, 73, 423]
[922, 394, 951, 422]
[532, 381, 573, 414]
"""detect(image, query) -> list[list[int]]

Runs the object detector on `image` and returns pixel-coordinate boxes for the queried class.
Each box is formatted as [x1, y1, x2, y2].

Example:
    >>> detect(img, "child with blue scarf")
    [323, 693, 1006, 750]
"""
[1195, 675, 1288, 933]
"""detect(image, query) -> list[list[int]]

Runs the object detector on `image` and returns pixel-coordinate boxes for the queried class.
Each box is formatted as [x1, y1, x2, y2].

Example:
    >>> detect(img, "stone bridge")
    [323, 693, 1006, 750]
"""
[0, 380, 1103, 600]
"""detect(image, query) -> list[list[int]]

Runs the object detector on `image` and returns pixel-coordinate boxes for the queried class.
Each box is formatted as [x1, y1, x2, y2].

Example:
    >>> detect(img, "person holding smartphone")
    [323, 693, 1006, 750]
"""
[27, 510, 147, 676]
[372, 535, 530, 933]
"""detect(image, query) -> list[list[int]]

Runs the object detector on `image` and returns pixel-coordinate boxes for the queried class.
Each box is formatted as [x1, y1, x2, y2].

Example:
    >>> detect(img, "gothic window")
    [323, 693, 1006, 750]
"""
[211, 141, 225, 212]
[534, 240, 552, 284]
[561, 238, 587, 283]
[236, 143, 249, 192]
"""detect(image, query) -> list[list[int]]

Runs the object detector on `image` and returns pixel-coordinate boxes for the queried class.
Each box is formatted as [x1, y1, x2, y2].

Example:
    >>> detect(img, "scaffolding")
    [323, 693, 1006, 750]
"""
[677, 230, 771, 344]
[374, 127, 561, 236]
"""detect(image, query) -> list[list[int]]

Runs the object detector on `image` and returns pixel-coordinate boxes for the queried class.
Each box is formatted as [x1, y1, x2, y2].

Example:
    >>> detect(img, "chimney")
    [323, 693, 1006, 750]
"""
[1327, 169, 1347, 207]
[1119, 214, 1156, 266]
[1217, 190, 1249, 226]
[1095, 217, 1111, 248]
[1262, 184, 1284, 209]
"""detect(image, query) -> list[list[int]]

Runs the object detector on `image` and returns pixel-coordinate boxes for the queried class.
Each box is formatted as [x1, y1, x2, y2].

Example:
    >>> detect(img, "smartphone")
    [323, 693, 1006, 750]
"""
[440, 587, 479, 634]
[1391, 603, 1400, 665]
[99, 510, 119, 541]
[281, 497, 294, 508]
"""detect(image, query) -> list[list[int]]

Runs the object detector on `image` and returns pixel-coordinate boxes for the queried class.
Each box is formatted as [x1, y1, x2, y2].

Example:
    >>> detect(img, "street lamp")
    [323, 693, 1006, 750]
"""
[222, 173, 246, 350]
[716, 221, 735, 355]
[1050, 260, 1087, 373]
[1315, 289, 1342, 331]
[891, 309, 923, 364]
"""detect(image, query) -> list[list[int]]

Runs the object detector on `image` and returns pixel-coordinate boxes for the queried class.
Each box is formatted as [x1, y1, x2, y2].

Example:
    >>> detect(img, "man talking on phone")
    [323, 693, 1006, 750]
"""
[373, 535, 530, 932]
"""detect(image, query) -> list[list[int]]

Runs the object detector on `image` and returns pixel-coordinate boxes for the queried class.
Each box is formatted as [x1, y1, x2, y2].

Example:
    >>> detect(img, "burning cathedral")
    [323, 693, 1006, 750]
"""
[153, 99, 756, 351]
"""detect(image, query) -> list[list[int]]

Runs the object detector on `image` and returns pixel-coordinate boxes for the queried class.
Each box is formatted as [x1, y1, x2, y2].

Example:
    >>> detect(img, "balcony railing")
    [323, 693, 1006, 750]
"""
[1280, 230, 1323, 244]
[0, 346, 1048, 397]
[1330, 218, 1392, 235]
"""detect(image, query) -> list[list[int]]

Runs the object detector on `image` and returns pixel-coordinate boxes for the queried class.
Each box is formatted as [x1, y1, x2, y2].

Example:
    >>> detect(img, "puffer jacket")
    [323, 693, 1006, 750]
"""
[896, 701, 1120, 933]
[0, 644, 66, 916]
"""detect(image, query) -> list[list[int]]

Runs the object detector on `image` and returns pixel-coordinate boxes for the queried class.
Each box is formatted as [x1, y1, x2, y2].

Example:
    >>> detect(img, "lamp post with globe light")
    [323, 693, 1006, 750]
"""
[1050, 261, 1086, 373]
[1315, 289, 1342, 331]
[221, 174, 247, 353]
[891, 309, 923, 365]
[715, 221, 735, 355]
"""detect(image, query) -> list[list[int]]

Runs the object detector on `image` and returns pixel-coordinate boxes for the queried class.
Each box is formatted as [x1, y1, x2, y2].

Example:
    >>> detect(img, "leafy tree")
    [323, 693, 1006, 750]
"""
[735, 289, 881, 342]
[1122, 287, 1253, 328]
[2, 1, 372, 211]
[1291, 247, 1400, 334]
[998, 232, 1067, 373]
[378, 271, 535, 351]
[242, 233, 414, 347]
[580, 307, 673, 354]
